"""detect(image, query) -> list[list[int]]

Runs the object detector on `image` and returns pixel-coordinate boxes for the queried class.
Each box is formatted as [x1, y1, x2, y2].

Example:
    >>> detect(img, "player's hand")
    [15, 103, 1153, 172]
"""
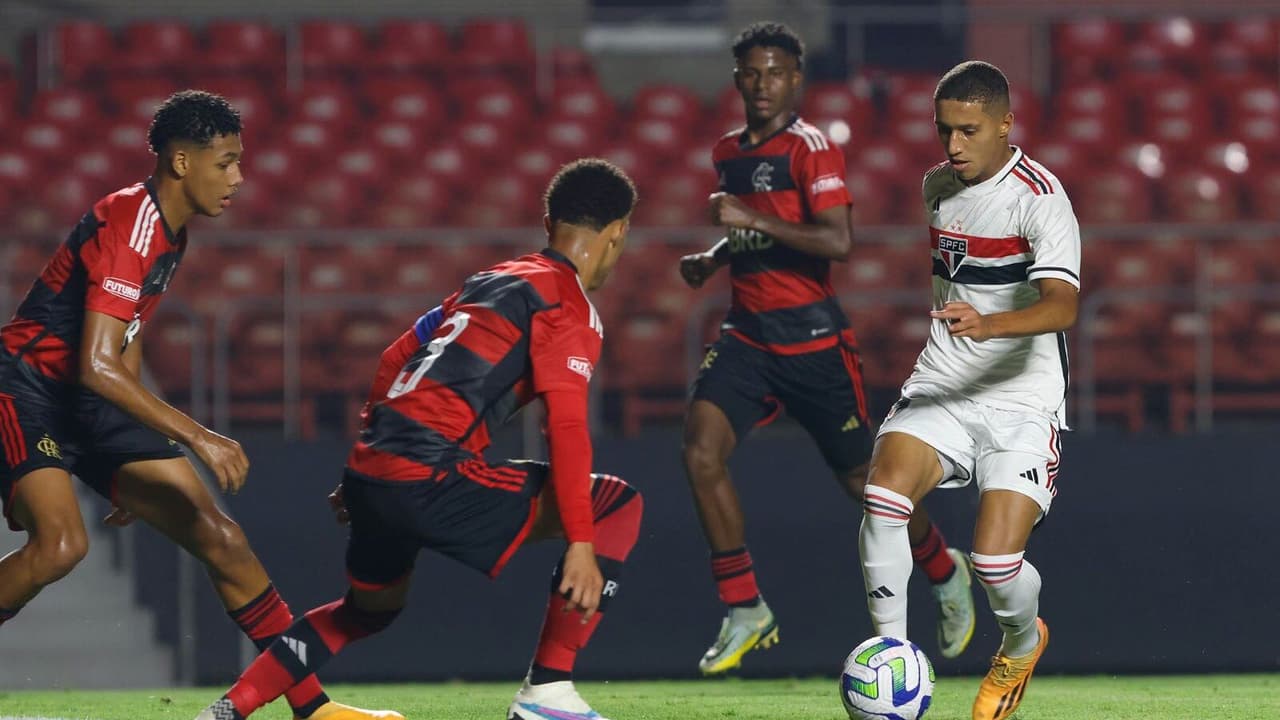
[709, 192, 757, 229]
[559, 541, 604, 624]
[328, 483, 350, 526]
[930, 302, 994, 342]
[103, 506, 137, 527]
[679, 252, 721, 289]
[190, 428, 250, 494]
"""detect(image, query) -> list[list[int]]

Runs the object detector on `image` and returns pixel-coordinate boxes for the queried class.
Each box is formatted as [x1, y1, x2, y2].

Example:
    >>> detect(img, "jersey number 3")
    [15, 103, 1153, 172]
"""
[387, 311, 471, 399]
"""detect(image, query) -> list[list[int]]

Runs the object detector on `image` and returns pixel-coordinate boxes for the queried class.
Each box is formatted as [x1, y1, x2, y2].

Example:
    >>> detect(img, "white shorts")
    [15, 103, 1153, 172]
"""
[877, 395, 1061, 516]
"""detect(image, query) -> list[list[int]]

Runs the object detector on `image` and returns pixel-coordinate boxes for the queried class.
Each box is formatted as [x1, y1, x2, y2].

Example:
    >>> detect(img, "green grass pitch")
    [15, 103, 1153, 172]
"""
[2, 676, 1277, 720]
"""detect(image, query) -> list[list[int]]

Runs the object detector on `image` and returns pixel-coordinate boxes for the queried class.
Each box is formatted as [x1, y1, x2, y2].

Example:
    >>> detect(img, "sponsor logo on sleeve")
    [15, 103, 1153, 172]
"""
[811, 174, 846, 195]
[567, 356, 594, 380]
[103, 277, 142, 302]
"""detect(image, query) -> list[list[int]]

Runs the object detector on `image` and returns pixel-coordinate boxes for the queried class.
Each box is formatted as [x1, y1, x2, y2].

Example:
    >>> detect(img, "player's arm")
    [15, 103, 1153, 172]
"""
[679, 237, 730, 289]
[542, 385, 603, 621]
[80, 311, 248, 491]
[931, 278, 1078, 342]
[710, 193, 851, 260]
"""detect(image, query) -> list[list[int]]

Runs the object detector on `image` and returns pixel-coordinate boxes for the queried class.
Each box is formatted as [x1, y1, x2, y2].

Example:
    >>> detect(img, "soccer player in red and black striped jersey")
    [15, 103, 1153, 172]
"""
[0, 91, 394, 720]
[678, 23, 976, 673]
[196, 160, 642, 720]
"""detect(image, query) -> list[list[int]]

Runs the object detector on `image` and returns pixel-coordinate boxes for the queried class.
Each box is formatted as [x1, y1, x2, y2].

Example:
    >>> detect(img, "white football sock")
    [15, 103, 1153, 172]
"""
[859, 486, 915, 639]
[972, 551, 1042, 657]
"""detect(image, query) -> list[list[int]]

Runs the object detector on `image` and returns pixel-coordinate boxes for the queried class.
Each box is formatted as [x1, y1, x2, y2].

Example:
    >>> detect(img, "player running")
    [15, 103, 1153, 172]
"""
[194, 159, 641, 720]
[857, 61, 1080, 720]
[0, 91, 394, 720]
[679, 22, 975, 674]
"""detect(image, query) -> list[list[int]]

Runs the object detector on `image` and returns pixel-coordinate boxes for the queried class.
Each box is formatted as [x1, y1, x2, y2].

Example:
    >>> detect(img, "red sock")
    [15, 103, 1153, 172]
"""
[911, 523, 957, 585]
[711, 546, 760, 607]
[229, 586, 328, 717]
[227, 593, 399, 717]
[530, 475, 642, 682]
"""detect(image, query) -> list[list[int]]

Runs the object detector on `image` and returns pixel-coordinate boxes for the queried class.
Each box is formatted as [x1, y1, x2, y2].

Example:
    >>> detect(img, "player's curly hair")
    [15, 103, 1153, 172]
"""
[934, 61, 1010, 110]
[732, 21, 804, 69]
[544, 158, 637, 231]
[147, 90, 242, 154]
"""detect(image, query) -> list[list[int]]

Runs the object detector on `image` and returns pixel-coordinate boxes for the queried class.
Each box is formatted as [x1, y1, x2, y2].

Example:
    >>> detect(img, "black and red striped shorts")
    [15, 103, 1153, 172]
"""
[0, 355, 184, 531]
[341, 458, 548, 588]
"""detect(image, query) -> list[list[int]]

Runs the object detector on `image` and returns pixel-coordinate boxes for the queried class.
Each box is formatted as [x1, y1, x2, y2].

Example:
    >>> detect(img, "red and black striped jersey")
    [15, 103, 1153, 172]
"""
[347, 249, 603, 481]
[712, 115, 853, 354]
[1, 180, 187, 383]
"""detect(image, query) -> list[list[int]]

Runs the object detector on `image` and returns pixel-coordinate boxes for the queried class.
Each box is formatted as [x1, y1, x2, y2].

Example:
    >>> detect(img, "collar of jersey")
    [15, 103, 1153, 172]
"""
[737, 113, 800, 152]
[955, 145, 1025, 196]
[540, 247, 578, 272]
[143, 177, 182, 246]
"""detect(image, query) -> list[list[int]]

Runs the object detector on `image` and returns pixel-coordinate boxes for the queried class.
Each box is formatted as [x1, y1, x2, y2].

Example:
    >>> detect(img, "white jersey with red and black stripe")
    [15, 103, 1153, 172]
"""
[904, 147, 1081, 424]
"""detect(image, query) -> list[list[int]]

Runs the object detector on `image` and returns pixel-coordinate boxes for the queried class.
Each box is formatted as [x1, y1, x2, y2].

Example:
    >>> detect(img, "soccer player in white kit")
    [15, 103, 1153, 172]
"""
[857, 61, 1080, 720]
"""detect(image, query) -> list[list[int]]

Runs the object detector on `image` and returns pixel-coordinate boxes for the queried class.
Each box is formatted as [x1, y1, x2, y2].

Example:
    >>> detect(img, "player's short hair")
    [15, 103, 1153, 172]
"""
[732, 21, 804, 69]
[934, 61, 1010, 111]
[147, 90, 242, 154]
[544, 158, 637, 231]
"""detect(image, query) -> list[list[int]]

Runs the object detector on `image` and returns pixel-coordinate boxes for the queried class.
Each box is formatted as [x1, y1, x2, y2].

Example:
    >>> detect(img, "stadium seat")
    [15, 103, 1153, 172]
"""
[550, 46, 595, 79]
[1074, 168, 1153, 223]
[1052, 18, 1126, 82]
[114, 21, 196, 75]
[609, 312, 689, 435]
[1216, 17, 1279, 71]
[299, 20, 368, 76]
[632, 83, 703, 121]
[53, 20, 115, 84]
[205, 21, 285, 75]
[1244, 166, 1280, 220]
[1166, 170, 1240, 222]
[1201, 141, 1254, 178]
[31, 88, 103, 133]
[456, 18, 534, 77]
[369, 19, 452, 74]
[366, 118, 429, 160]
[107, 77, 183, 123]
[17, 121, 72, 162]
[453, 118, 511, 159]
[1134, 17, 1211, 73]
[293, 81, 360, 128]
[802, 82, 873, 131]
[194, 77, 277, 127]
[542, 116, 606, 157]
[509, 144, 563, 189]
[843, 168, 895, 226]
[286, 175, 362, 228]
[452, 76, 531, 130]
[884, 74, 939, 124]
[143, 310, 204, 401]
[103, 118, 150, 154]
[547, 77, 616, 128]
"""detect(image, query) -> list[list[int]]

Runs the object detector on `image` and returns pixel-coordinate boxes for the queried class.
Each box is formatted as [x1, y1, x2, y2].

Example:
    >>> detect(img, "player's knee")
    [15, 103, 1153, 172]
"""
[590, 475, 643, 561]
[192, 512, 254, 569]
[29, 526, 89, 584]
[837, 466, 869, 500]
[335, 591, 401, 637]
[682, 435, 727, 487]
[861, 485, 914, 529]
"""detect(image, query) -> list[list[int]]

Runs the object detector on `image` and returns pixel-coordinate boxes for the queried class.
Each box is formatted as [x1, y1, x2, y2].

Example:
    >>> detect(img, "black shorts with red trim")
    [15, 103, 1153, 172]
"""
[691, 331, 873, 473]
[342, 458, 548, 588]
[0, 354, 184, 531]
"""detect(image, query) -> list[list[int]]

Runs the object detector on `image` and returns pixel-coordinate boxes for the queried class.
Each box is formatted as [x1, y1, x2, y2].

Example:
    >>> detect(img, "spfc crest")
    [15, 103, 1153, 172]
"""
[937, 234, 967, 276]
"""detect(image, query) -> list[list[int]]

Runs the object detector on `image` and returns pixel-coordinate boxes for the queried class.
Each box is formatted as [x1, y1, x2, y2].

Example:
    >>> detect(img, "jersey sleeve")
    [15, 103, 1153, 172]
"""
[530, 307, 599, 396]
[795, 142, 852, 215]
[1023, 193, 1082, 290]
[84, 214, 151, 322]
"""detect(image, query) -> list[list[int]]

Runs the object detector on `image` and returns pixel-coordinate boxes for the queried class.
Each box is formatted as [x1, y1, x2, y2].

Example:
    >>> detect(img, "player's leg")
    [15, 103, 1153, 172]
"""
[0, 467, 89, 626]
[968, 420, 1057, 720]
[779, 342, 976, 657]
[508, 467, 643, 720]
[683, 336, 779, 673]
[197, 472, 412, 720]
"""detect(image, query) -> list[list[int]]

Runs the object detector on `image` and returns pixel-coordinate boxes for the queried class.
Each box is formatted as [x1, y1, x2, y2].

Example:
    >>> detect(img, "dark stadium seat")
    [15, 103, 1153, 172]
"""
[299, 20, 368, 76]
[54, 20, 115, 83]
[370, 19, 451, 74]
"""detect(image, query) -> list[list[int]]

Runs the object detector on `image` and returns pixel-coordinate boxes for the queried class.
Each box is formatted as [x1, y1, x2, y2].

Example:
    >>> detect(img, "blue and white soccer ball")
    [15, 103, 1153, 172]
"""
[840, 636, 935, 720]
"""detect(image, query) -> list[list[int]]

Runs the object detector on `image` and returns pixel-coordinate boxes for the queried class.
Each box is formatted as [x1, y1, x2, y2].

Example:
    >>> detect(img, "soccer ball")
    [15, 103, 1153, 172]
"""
[840, 636, 935, 720]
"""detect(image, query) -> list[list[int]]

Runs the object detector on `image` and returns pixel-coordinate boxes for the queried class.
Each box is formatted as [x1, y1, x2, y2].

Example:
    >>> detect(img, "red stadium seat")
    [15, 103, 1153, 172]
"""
[368, 173, 453, 228]
[1167, 170, 1241, 222]
[196, 78, 277, 128]
[1201, 141, 1254, 179]
[206, 21, 284, 74]
[369, 19, 451, 74]
[0, 149, 38, 196]
[114, 21, 196, 74]
[107, 77, 183, 123]
[1052, 18, 1126, 82]
[299, 20, 368, 76]
[550, 46, 595, 79]
[31, 88, 102, 133]
[634, 169, 707, 227]
[332, 146, 393, 191]
[843, 168, 895, 226]
[1022, 140, 1084, 191]
[282, 120, 344, 156]
[294, 81, 359, 128]
[456, 18, 533, 77]
[547, 77, 616, 127]
[633, 83, 703, 121]
[1134, 17, 1211, 72]
[509, 144, 563, 188]
[453, 199, 523, 228]
[452, 76, 530, 130]
[1047, 113, 1126, 160]
[1074, 169, 1153, 223]
[39, 173, 98, 224]
[802, 82, 873, 129]
[1245, 167, 1280, 220]
[885, 74, 938, 124]
[890, 117, 942, 165]
[54, 20, 115, 83]
[542, 116, 604, 157]
[17, 121, 72, 162]
[366, 119, 429, 160]
[363, 77, 447, 133]
[453, 118, 511, 159]
[627, 117, 689, 158]
[416, 144, 475, 192]
[1217, 17, 1279, 71]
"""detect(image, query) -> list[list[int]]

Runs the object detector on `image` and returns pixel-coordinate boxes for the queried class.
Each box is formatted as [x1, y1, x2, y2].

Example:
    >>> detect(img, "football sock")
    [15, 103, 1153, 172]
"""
[711, 546, 761, 608]
[860, 486, 914, 638]
[972, 551, 1041, 657]
[910, 521, 958, 585]
[0, 606, 17, 628]
[224, 591, 400, 717]
[228, 585, 329, 717]
[531, 474, 642, 683]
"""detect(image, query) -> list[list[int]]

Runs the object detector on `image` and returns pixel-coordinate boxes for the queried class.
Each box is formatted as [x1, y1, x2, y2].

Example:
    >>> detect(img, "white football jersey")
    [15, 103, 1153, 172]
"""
[901, 147, 1082, 423]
